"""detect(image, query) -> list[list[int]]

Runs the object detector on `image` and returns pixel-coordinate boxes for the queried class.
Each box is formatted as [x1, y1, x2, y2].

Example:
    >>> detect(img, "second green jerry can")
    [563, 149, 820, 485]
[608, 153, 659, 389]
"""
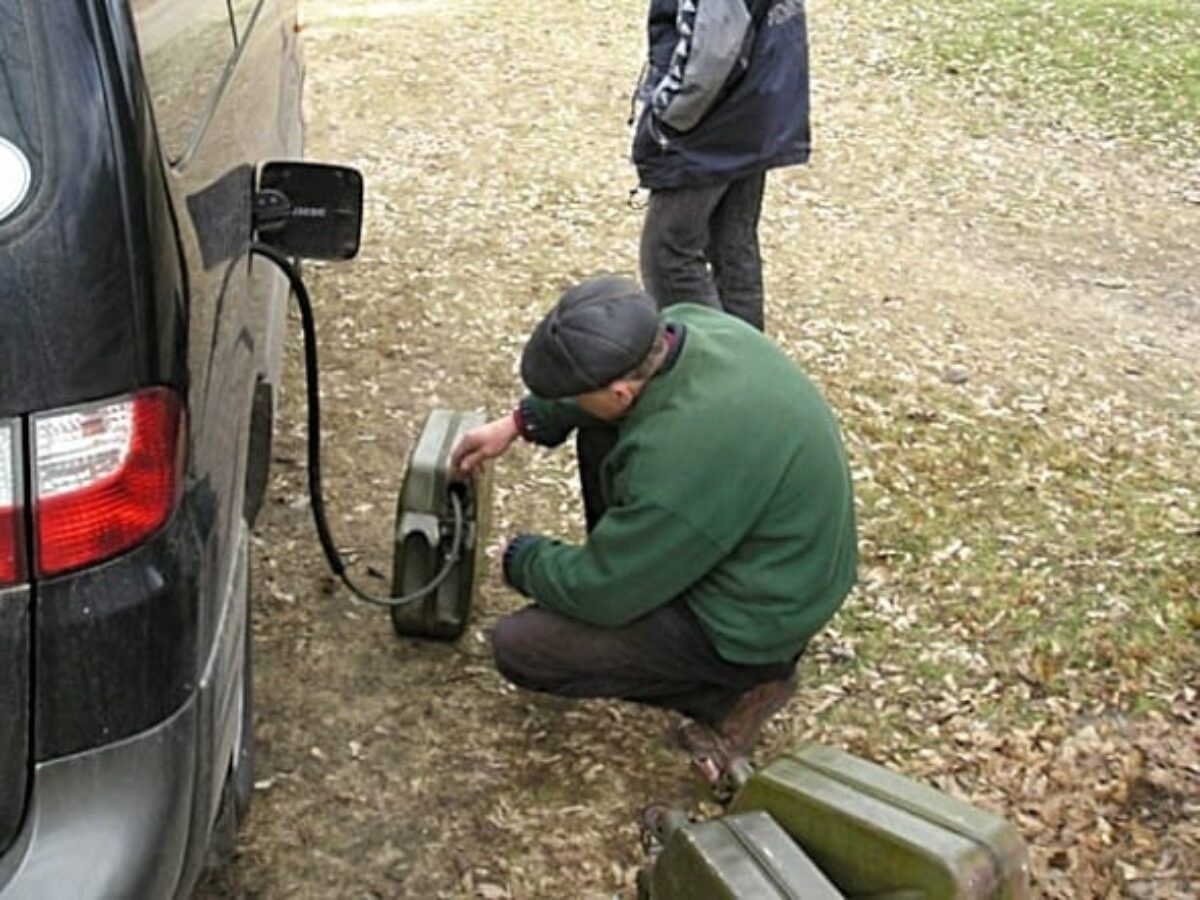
[640, 809, 844, 900]
[390, 409, 493, 641]
[730, 743, 1030, 899]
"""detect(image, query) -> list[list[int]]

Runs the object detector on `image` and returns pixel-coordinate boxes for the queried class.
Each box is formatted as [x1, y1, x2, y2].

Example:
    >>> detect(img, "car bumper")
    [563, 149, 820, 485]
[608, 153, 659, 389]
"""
[0, 694, 197, 899]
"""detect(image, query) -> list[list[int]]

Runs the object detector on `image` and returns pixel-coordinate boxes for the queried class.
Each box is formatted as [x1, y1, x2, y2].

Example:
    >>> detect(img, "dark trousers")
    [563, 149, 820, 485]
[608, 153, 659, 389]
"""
[576, 425, 617, 533]
[492, 597, 796, 725]
[639, 171, 768, 331]
[492, 424, 796, 725]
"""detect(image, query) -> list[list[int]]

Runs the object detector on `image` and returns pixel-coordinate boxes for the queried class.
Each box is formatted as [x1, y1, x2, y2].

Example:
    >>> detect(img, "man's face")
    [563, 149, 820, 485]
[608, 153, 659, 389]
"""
[576, 380, 638, 421]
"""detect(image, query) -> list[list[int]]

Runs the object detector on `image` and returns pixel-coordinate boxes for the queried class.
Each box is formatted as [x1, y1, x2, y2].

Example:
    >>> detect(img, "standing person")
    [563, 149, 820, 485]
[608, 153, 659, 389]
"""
[452, 276, 856, 783]
[633, 0, 811, 332]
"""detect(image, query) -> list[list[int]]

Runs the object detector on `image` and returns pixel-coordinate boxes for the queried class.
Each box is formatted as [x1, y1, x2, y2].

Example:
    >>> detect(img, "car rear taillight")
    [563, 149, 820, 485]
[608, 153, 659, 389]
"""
[33, 388, 184, 577]
[0, 419, 23, 586]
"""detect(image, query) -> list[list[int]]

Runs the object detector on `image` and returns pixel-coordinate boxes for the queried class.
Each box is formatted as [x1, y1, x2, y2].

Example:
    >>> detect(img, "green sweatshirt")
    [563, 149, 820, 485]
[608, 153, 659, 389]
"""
[506, 303, 857, 665]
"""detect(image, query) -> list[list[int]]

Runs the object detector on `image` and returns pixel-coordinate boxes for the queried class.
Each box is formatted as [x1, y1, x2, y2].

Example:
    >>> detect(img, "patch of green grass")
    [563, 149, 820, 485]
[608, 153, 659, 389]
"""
[840, 371, 1197, 725]
[905, 0, 1200, 148]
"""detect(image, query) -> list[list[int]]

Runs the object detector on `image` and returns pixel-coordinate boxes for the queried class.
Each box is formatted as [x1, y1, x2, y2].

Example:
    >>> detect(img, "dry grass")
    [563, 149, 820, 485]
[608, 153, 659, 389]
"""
[198, 0, 1199, 897]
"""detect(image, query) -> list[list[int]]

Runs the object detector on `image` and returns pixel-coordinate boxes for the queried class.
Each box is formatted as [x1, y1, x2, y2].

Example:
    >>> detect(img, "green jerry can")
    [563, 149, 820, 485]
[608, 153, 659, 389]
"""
[390, 409, 493, 641]
[729, 744, 1030, 899]
[639, 808, 845, 900]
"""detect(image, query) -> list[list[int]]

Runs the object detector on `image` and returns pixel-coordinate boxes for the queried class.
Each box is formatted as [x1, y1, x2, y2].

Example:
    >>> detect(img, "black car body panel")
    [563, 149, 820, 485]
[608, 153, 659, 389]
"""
[0, 590, 29, 856]
[33, 510, 199, 759]
[0, 0, 304, 892]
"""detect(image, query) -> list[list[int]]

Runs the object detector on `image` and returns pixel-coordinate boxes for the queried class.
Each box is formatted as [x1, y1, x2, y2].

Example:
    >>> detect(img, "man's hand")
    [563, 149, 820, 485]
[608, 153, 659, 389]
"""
[452, 414, 521, 477]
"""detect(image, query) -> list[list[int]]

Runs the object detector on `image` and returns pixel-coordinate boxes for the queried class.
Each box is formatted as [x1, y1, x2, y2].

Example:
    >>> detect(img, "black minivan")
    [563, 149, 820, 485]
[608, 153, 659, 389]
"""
[1, 0, 310, 894]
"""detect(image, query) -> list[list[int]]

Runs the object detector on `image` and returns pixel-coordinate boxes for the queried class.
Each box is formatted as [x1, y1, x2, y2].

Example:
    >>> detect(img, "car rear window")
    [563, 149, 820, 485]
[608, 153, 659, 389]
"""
[0, 0, 41, 223]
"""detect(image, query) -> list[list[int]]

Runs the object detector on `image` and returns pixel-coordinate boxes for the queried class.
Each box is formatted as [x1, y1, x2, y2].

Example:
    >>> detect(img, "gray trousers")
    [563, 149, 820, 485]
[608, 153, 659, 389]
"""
[639, 171, 768, 331]
[491, 597, 797, 725]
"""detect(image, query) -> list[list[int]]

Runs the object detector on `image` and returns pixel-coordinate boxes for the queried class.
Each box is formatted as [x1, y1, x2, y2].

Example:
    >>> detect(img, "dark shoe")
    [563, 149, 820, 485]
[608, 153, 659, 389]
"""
[715, 674, 797, 758]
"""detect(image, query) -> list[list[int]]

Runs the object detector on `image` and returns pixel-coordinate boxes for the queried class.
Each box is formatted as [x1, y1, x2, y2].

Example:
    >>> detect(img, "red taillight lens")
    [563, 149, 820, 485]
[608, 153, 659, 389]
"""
[34, 388, 184, 577]
[0, 420, 23, 586]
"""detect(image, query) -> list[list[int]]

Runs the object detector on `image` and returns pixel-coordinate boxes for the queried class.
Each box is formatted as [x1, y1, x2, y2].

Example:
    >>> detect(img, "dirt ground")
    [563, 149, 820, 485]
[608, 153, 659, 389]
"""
[198, 0, 1199, 897]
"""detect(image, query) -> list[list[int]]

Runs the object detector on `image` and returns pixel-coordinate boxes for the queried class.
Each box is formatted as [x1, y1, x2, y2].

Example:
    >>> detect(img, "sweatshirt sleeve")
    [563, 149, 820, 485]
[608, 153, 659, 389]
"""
[505, 495, 725, 627]
[651, 0, 753, 133]
[517, 395, 607, 448]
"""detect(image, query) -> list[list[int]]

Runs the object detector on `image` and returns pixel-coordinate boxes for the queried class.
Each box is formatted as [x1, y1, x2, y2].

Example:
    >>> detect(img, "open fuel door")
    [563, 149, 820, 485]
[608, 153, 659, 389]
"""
[253, 162, 363, 260]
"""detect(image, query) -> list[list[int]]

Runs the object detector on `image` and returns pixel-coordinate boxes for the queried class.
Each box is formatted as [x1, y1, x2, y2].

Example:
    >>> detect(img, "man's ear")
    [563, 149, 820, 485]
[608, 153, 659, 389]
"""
[610, 380, 638, 409]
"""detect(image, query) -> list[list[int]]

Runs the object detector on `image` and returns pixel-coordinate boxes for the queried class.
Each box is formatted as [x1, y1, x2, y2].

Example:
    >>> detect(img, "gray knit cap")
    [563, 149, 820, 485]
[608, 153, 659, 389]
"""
[520, 276, 660, 399]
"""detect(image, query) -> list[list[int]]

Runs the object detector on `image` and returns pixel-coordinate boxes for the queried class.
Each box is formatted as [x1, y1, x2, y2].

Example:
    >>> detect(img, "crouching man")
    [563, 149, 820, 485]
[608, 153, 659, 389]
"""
[452, 276, 857, 781]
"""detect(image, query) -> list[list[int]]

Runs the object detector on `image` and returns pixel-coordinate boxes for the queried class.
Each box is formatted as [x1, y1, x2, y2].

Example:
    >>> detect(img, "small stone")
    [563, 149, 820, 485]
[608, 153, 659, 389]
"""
[943, 364, 971, 385]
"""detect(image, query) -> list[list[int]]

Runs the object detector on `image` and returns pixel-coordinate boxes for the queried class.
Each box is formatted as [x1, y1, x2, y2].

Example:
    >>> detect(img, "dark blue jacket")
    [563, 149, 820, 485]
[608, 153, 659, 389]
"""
[633, 0, 811, 190]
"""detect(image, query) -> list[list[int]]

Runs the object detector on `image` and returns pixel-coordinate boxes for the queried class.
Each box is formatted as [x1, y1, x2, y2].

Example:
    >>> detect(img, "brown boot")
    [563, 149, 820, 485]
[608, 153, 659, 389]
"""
[715, 674, 797, 758]
[676, 720, 731, 788]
